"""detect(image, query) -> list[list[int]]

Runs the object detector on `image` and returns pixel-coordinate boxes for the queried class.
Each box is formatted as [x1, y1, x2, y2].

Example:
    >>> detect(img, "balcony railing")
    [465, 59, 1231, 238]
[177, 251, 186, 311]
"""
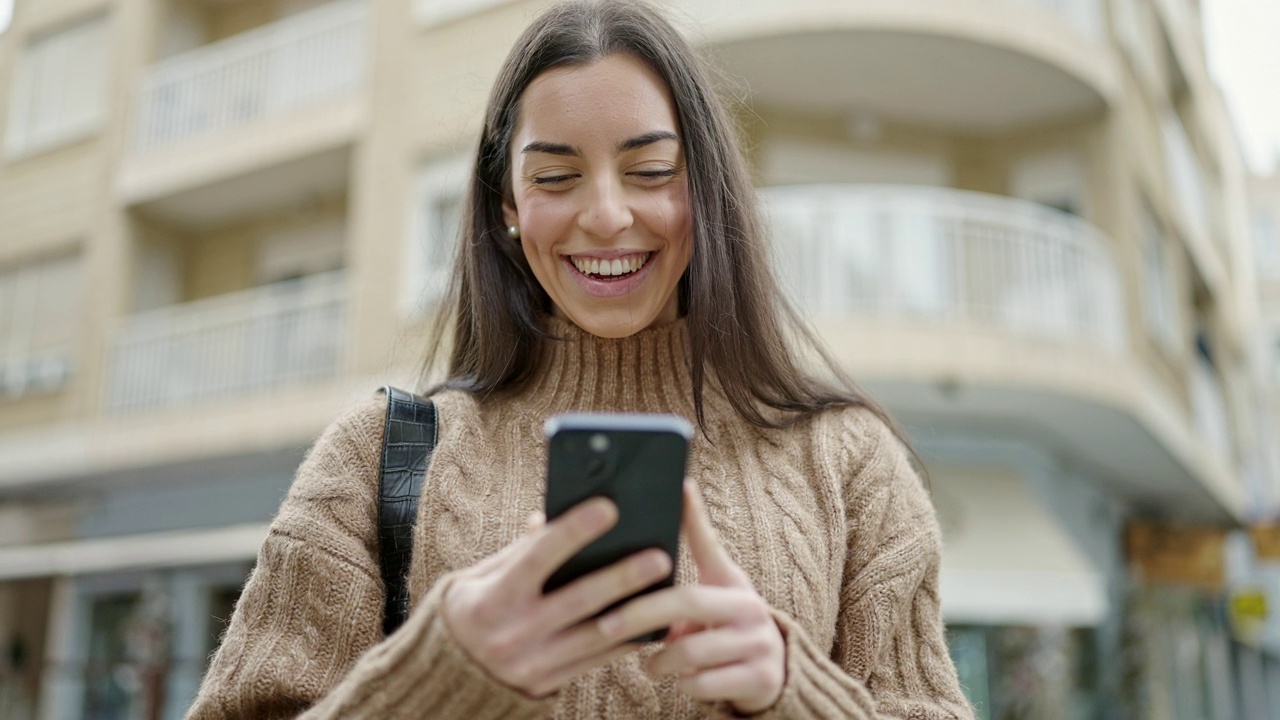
[762, 185, 1127, 354]
[106, 272, 346, 414]
[131, 0, 367, 153]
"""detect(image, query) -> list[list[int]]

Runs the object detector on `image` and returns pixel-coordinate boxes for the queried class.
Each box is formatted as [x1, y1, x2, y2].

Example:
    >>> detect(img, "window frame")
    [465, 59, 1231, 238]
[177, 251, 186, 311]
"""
[4, 11, 112, 159]
[0, 253, 82, 398]
[404, 155, 471, 318]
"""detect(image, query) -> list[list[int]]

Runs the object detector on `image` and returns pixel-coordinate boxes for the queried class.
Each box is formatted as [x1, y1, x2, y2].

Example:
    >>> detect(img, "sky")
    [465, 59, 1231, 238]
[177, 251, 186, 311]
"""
[1203, 0, 1280, 176]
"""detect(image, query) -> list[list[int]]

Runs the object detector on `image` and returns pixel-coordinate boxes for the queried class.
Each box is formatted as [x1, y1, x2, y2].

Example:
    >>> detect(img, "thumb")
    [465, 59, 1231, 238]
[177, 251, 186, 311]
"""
[682, 482, 749, 588]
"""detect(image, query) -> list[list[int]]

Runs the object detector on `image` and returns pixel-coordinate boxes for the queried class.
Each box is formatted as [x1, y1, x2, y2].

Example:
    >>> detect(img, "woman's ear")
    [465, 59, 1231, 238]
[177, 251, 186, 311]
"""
[502, 197, 520, 235]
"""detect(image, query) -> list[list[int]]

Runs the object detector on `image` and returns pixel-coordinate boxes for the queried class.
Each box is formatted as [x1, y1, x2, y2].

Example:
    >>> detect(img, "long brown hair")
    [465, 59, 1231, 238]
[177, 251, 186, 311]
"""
[420, 0, 897, 437]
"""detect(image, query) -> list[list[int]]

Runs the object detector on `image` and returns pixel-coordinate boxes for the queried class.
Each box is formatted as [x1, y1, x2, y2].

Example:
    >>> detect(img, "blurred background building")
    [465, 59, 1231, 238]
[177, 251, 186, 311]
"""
[0, 0, 1276, 718]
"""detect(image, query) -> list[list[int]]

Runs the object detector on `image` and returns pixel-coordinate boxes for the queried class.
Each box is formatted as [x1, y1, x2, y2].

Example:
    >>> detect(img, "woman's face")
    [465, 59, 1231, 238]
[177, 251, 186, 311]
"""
[504, 53, 693, 338]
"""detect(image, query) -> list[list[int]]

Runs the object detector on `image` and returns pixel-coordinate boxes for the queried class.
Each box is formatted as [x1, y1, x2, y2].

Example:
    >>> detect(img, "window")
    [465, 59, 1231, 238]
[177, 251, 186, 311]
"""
[946, 625, 1100, 720]
[5, 13, 111, 157]
[0, 254, 83, 398]
[1011, 150, 1086, 218]
[404, 156, 469, 316]
[1142, 207, 1182, 354]
[0, 0, 13, 37]
[256, 219, 346, 285]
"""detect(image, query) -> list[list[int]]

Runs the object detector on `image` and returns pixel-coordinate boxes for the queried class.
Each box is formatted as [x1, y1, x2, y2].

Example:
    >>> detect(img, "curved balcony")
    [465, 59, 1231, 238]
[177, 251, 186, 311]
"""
[672, 0, 1119, 132]
[766, 185, 1126, 352]
[762, 185, 1241, 522]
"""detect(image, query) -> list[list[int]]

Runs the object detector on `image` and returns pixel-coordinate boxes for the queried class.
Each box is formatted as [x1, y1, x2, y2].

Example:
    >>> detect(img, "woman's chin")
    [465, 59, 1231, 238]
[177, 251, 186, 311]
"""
[556, 306, 659, 339]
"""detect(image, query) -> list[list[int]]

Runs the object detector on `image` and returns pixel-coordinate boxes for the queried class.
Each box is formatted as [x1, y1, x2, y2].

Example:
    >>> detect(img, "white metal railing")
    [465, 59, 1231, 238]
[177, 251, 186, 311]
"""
[132, 0, 367, 153]
[106, 272, 346, 414]
[1190, 357, 1234, 464]
[762, 185, 1127, 353]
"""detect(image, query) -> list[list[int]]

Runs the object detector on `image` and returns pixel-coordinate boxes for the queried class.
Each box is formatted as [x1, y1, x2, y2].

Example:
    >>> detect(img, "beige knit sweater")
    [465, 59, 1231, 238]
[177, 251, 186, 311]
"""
[185, 318, 974, 720]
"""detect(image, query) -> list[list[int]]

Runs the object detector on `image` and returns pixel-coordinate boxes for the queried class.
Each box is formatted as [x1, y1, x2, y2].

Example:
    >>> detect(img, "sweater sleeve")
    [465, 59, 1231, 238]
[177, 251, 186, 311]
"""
[184, 393, 554, 720]
[709, 411, 975, 720]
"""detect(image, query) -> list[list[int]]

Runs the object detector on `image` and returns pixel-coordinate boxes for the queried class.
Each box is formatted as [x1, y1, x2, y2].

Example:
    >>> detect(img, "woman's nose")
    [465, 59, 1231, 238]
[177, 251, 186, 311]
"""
[578, 177, 634, 239]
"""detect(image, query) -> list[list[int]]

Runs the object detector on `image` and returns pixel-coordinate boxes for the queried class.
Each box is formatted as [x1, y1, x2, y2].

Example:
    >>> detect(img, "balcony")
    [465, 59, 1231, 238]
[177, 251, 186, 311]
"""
[132, 0, 365, 153]
[672, 0, 1118, 133]
[119, 1, 367, 227]
[763, 185, 1241, 522]
[106, 272, 347, 414]
[766, 185, 1125, 353]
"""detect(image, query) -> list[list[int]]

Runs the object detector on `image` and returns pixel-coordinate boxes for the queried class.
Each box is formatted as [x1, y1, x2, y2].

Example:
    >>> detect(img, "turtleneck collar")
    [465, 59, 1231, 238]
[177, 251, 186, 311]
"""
[518, 315, 699, 419]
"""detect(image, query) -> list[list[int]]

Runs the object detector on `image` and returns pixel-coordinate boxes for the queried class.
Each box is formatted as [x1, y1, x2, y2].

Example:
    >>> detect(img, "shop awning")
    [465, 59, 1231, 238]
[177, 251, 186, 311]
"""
[934, 466, 1110, 627]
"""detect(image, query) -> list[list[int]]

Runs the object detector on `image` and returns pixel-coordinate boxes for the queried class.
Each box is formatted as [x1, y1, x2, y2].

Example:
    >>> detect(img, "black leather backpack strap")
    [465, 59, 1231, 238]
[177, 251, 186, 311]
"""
[376, 385, 438, 636]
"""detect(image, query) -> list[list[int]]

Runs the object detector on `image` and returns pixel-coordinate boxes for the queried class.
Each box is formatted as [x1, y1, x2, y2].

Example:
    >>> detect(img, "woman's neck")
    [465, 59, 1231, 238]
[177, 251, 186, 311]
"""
[516, 315, 698, 418]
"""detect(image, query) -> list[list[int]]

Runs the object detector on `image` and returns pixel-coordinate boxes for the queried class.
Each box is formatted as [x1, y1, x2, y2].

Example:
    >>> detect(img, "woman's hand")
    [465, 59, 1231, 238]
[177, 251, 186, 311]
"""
[441, 497, 672, 698]
[598, 483, 786, 715]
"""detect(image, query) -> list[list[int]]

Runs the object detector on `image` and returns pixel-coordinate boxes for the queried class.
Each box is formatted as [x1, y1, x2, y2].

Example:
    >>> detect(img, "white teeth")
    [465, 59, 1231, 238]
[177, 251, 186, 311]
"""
[570, 252, 651, 278]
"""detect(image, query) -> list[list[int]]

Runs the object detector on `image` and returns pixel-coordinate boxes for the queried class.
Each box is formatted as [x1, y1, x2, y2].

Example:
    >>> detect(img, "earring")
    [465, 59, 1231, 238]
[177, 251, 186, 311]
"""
[507, 225, 521, 240]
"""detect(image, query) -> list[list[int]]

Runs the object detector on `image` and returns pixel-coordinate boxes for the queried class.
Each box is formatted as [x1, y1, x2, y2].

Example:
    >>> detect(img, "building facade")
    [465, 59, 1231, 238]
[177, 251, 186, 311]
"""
[0, 0, 1270, 718]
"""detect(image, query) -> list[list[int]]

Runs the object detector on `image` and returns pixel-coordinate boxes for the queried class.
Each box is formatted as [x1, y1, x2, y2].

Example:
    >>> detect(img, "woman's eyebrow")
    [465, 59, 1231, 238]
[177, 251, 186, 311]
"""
[520, 131, 680, 158]
[522, 140, 580, 156]
[617, 130, 679, 152]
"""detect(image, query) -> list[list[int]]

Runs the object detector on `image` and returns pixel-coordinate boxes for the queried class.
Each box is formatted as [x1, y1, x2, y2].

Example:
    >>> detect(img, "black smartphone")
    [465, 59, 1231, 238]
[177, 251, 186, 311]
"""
[543, 412, 694, 642]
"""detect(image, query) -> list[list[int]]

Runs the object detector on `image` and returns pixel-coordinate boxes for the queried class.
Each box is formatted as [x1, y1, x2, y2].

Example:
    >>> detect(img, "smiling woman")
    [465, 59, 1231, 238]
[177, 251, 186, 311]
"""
[183, 2, 974, 719]
[504, 54, 691, 338]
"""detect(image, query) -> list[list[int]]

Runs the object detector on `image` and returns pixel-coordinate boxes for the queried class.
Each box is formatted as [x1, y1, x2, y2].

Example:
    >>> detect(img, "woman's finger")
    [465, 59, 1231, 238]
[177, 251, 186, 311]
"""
[677, 661, 782, 711]
[645, 626, 764, 677]
[681, 482, 750, 588]
[533, 548, 671, 631]
[525, 510, 546, 533]
[527, 640, 638, 698]
[598, 585, 761, 642]
[663, 619, 705, 644]
[500, 496, 617, 595]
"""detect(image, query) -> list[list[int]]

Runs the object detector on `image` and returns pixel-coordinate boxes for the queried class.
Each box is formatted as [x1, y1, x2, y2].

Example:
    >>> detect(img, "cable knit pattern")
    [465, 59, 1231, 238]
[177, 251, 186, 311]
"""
[185, 318, 974, 720]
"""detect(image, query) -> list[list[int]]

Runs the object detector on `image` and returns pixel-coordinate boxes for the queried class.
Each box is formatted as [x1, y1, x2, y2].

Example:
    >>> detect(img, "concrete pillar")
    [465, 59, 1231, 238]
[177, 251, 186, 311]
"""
[37, 577, 79, 720]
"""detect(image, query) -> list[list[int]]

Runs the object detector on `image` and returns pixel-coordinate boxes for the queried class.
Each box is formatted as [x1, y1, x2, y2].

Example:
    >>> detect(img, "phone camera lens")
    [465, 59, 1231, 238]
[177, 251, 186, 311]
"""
[589, 433, 610, 453]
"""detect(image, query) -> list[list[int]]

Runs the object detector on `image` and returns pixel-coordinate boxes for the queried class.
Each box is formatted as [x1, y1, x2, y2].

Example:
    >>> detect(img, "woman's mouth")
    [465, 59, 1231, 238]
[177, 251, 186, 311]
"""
[567, 252, 652, 281]
[561, 251, 658, 298]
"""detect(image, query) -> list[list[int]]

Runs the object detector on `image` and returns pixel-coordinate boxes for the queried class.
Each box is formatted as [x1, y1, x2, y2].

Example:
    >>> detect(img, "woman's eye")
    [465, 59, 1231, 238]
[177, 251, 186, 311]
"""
[630, 169, 679, 181]
[532, 174, 577, 186]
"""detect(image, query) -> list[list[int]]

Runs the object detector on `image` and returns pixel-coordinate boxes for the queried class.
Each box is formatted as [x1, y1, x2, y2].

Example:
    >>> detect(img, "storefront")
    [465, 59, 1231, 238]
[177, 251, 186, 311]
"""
[926, 437, 1122, 720]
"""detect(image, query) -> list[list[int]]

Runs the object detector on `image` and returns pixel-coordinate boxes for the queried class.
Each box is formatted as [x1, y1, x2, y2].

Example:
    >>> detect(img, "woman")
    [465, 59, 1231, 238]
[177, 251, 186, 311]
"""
[186, 1, 973, 718]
